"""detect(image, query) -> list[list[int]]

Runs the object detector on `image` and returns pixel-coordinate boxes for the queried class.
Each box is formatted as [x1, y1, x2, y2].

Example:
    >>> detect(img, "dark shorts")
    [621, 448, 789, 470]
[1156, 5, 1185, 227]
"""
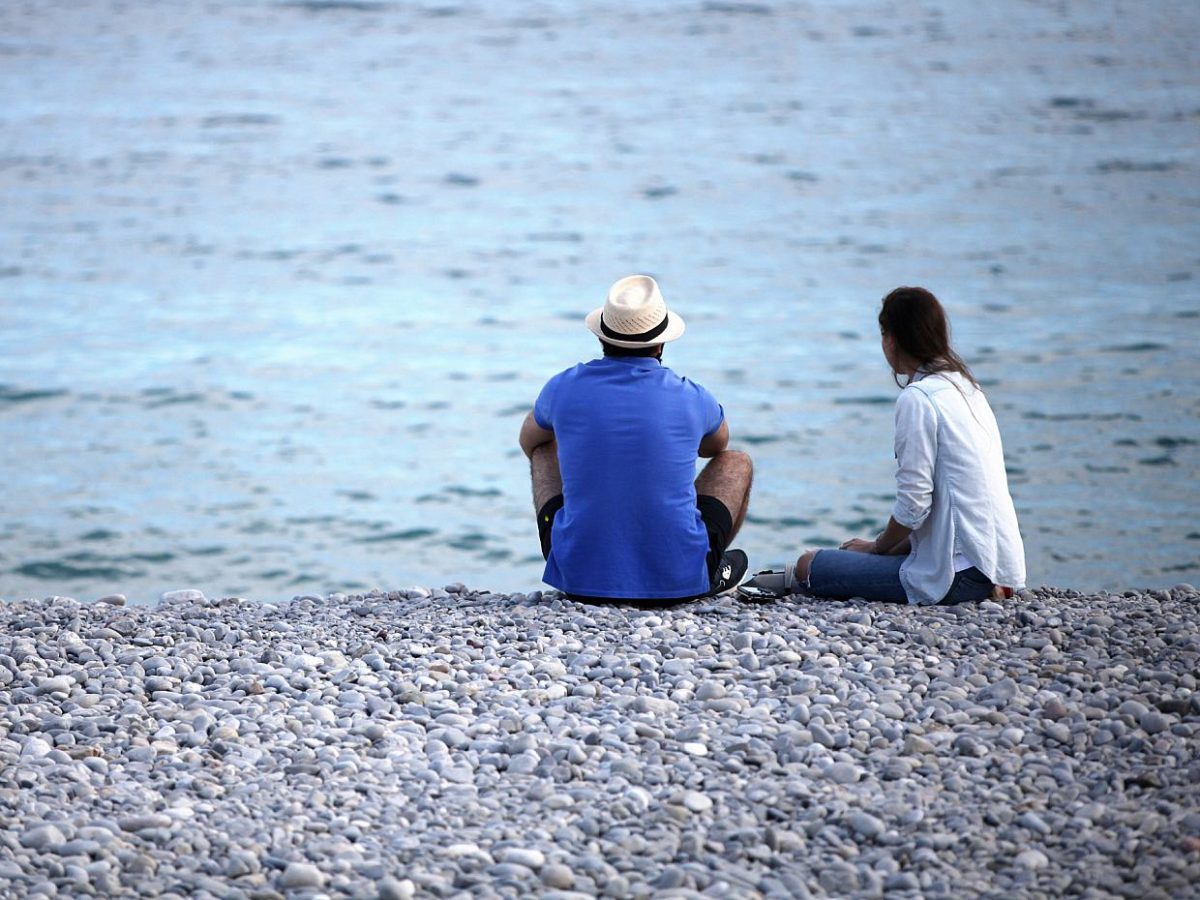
[536, 493, 734, 605]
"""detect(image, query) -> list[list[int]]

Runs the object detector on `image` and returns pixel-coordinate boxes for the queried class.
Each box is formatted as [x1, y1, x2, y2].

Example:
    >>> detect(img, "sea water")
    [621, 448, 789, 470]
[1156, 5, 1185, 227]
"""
[1, 0, 1197, 602]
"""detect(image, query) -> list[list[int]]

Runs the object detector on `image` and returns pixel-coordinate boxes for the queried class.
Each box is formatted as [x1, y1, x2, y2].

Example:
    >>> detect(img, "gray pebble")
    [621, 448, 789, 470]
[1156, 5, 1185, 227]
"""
[849, 811, 885, 840]
[826, 762, 862, 784]
[161, 589, 205, 603]
[119, 814, 173, 832]
[378, 877, 416, 899]
[35, 676, 74, 696]
[499, 847, 545, 869]
[541, 863, 575, 889]
[20, 824, 66, 850]
[1015, 848, 1049, 869]
[280, 861, 326, 889]
[683, 791, 713, 813]
[1140, 711, 1169, 734]
[1018, 812, 1051, 835]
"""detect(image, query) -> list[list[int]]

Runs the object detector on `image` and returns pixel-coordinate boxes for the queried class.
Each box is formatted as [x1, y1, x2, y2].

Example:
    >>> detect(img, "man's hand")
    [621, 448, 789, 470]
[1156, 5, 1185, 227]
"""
[519, 412, 555, 459]
[840, 538, 877, 554]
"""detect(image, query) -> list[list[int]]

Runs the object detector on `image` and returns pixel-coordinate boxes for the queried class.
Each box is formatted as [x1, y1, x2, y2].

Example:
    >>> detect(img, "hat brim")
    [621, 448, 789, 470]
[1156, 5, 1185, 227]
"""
[585, 307, 686, 348]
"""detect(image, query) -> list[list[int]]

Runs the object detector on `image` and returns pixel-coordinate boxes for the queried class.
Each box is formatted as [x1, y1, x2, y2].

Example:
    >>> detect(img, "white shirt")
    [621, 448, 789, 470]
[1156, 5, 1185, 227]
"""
[891, 371, 1026, 605]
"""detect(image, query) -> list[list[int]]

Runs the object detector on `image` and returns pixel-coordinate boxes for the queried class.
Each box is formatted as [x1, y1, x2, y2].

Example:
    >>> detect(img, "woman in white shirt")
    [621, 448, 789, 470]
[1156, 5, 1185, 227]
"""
[743, 286, 1026, 605]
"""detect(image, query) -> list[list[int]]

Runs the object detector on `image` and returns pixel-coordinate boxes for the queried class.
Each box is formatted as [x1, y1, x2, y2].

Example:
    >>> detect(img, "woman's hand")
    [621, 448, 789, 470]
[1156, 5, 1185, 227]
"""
[840, 538, 877, 554]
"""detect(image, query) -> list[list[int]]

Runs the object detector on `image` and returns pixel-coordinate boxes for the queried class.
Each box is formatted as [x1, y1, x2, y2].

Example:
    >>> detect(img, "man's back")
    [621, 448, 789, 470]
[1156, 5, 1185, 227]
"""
[534, 356, 723, 599]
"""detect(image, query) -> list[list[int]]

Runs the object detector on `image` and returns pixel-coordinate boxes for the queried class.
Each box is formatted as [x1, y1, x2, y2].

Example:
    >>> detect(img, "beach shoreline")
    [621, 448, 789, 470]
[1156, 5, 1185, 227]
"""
[1, 584, 1196, 897]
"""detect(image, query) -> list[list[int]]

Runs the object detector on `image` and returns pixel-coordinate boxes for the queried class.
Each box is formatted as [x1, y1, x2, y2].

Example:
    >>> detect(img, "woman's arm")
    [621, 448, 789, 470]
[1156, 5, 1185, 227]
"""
[842, 389, 935, 555]
[891, 388, 938, 531]
[874, 517, 912, 554]
[841, 517, 912, 554]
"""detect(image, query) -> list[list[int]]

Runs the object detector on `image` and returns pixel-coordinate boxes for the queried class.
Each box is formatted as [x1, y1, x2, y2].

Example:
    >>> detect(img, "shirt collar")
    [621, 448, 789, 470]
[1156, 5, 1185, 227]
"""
[595, 356, 662, 369]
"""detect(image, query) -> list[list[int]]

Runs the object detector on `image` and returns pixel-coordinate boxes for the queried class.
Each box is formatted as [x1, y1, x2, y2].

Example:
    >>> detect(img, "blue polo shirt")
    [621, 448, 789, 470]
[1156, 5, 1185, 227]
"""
[534, 356, 724, 599]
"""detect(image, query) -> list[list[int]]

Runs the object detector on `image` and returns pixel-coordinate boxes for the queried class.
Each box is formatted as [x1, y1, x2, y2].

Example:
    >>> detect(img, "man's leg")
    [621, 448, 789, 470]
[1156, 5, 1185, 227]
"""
[694, 450, 753, 538]
[531, 441, 563, 561]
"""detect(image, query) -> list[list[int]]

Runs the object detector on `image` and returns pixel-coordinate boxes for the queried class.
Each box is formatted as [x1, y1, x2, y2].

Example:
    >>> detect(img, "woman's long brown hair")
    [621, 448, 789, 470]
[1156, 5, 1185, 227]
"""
[878, 286, 978, 389]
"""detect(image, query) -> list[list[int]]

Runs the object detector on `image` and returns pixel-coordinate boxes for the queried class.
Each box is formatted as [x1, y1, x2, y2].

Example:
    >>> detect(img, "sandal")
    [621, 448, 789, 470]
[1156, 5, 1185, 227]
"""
[735, 568, 798, 600]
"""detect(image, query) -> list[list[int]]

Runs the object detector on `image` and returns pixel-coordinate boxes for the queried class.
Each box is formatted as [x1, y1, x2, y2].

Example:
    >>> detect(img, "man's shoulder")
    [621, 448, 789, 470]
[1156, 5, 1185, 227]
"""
[540, 361, 590, 388]
[668, 368, 719, 401]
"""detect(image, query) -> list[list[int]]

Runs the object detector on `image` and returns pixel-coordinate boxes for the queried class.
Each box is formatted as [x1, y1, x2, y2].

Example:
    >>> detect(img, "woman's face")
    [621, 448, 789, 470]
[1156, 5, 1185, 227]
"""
[881, 329, 899, 372]
[881, 329, 915, 377]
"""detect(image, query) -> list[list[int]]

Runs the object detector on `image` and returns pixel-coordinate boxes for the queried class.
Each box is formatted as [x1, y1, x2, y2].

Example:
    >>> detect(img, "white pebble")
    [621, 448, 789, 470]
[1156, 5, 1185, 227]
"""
[500, 847, 545, 869]
[1015, 849, 1049, 869]
[279, 862, 326, 889]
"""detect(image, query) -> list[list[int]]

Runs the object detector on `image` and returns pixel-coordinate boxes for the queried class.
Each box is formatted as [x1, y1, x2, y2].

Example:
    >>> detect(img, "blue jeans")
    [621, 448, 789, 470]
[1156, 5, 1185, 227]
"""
[807, 550, 994, 605]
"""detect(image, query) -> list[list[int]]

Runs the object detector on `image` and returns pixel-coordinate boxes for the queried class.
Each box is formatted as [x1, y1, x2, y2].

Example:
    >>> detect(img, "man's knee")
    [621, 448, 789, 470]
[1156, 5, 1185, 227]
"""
[714, 449, 753, 491]
[704, 448, 752, 479]
[723, 449, 753, 480]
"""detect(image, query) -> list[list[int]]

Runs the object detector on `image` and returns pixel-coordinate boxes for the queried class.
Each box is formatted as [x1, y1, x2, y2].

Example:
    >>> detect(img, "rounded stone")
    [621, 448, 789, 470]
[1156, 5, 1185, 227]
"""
[499, 847, 545, 869]
[1018, 812, 1051, 835]
[849, 811, 885, 840]
[21, 737, 54, 758]
[20, 824, 66, 850]
[541, 863, 575, 889]
[161, 589, 206, 603]
[1015, 849, 1049, 869]
[280, 862, 326, 889]
[1140, 711, 1169, 735]
[683, 791, 713, 813]
[378, 877, 416, 900]
[826, 762, 862, 784]
[36, 676, 74, 696]
[696, 681, 727, 701]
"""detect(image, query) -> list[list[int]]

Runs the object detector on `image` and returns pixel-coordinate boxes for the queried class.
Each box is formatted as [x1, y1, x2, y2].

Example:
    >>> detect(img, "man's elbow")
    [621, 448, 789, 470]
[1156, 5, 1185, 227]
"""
[518, 416, 538, 458]
[698, 423, 730, 457]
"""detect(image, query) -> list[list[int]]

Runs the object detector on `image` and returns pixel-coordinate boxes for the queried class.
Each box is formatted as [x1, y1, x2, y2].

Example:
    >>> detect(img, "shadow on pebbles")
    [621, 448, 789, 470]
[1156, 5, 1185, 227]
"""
[1, 583, 1198, 897]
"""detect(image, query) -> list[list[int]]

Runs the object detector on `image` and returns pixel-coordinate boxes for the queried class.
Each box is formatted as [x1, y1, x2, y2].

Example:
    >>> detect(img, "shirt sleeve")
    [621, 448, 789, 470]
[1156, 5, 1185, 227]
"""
[891, 387, 938, 530]
[696, 384, 725, 436]
[533, 374, 558, 430]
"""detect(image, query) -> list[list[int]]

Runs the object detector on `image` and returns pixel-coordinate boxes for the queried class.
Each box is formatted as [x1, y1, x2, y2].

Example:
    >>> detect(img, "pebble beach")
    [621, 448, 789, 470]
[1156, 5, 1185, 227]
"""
[2, 585, 1197, 898]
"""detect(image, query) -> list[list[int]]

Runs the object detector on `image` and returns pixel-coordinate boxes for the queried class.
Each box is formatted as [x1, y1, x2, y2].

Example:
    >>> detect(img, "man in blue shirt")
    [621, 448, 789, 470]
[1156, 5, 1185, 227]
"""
[519, 275, 753, 603]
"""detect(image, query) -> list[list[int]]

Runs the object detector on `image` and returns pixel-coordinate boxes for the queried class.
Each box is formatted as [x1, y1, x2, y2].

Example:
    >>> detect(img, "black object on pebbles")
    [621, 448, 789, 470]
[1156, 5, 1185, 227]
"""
[0, 584, 1196, 896]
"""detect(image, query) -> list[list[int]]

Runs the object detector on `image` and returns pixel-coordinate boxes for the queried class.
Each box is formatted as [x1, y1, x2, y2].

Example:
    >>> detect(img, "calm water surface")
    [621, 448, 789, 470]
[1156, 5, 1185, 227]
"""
[2, 1, 1197, 602]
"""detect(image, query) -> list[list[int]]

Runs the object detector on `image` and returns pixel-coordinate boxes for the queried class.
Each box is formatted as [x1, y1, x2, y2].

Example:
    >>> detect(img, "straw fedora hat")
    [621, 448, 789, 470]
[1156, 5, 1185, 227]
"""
[585, 275, 686, 348]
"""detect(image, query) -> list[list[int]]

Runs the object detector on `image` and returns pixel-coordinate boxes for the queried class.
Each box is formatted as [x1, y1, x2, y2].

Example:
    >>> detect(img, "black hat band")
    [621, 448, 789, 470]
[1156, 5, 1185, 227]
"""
[600, 312, 670, 343]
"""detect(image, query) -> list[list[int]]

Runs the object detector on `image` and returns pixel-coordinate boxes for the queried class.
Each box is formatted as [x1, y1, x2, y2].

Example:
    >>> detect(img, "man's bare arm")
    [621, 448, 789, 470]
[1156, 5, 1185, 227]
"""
[519, 411, 555, 459]
[698, 419, 729, 458]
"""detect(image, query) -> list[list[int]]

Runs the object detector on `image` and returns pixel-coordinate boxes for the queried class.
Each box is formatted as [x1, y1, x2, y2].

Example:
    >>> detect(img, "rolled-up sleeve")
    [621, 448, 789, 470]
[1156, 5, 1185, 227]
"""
[891, 388, 938, 529]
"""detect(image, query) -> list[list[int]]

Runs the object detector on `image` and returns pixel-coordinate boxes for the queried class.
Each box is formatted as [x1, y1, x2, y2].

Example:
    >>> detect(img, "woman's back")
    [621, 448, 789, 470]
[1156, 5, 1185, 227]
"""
[898, 371, 1025, 599]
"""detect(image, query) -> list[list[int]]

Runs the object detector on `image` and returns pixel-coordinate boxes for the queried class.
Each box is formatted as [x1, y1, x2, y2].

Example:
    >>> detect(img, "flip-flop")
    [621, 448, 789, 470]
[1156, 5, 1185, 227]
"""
[735, 583, 780, 602]
[736, 568, 797, 599]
